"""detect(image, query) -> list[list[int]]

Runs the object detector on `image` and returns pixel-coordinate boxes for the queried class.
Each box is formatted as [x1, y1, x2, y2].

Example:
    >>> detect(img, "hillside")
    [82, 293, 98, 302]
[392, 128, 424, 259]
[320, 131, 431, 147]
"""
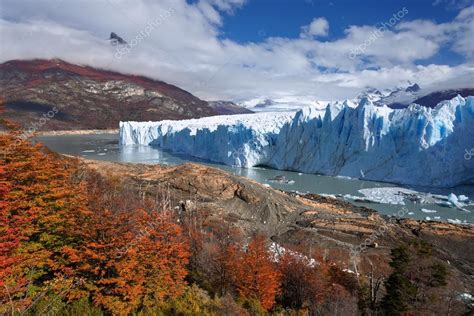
[208, 100, 254, 115]
[82, 159, 474, 314]
[0, 59, 223, 130]
[411, 88, 474, 108]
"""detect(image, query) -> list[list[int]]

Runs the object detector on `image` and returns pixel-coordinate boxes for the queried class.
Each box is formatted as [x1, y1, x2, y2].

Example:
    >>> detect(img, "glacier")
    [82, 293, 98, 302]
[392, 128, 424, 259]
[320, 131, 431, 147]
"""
[120, 95, 474, 188]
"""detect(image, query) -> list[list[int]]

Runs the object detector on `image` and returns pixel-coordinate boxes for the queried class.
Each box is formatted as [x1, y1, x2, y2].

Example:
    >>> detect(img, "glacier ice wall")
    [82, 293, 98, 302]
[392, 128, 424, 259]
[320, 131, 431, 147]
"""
[120, 96, 474, 187]
[120, 112, 295, 167]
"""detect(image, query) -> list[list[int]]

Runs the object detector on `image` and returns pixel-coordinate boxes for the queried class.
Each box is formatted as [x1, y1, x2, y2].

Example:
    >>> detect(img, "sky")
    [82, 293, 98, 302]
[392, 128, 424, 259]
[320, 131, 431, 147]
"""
[0, 0, 473, 105]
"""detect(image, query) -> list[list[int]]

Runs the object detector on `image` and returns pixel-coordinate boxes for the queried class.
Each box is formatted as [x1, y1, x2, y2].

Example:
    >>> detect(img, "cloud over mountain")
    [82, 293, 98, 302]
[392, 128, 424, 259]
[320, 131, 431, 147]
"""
[0, 0, 472, 104]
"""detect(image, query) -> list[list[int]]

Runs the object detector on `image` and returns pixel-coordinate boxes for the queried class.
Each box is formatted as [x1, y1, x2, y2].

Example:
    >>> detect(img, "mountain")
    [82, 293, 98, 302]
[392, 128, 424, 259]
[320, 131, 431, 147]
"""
[109, 32, 127, 45]
[120, 96, 474, 187]
[0, 59, 219, 130]
[405, 83, 421, 93]
[356, 87, 390, 104]
[380, 84, 426, 108]
[253, 98, 275, 109]
[250, 99, 300, 112]
[240, 98, 288, 112]
[359, 83, 473, 109]
[382, 86, 474, 109]
[207, 100, 253, 115]
[411, 88, 474, 108]
[355, 83, 423, 108]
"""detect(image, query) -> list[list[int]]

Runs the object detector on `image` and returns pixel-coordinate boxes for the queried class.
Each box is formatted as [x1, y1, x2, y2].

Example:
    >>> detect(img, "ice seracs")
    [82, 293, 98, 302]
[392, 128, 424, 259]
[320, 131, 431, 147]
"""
[120, 95, 474, 188]
[120, 112, 295, 167]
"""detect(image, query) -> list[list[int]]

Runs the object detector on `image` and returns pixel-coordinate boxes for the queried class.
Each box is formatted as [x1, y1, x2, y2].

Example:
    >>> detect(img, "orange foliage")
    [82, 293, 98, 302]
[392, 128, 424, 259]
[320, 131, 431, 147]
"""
[232, 235, 281, 310]
[0, 128, 190, 314]
[0, 130, 91, 311]
[76, 207, 189, 314]
[0, 163, 19, 289]
[185, 223, 281, 311]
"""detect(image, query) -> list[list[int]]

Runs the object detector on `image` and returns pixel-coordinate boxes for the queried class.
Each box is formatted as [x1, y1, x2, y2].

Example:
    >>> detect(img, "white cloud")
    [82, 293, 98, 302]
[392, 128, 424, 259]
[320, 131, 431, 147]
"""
[396, 6, 474, 60]
[197, 1, 222, 25]
[0, 0, 472, 105]
[206, 0, 247, 13]
[300, 17, 329, 38]
[452, 6, 474, 59]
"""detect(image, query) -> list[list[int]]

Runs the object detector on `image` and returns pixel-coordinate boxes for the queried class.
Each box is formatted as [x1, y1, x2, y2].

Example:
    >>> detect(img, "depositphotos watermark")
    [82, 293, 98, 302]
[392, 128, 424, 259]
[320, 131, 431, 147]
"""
[465, 148, 474, 160]
[1, 107, 59, 157]
[351, 206, 409, 257]
[231, 135, 260, 168]
[115, 8, 174, 59]
[349, 7, 408, 59]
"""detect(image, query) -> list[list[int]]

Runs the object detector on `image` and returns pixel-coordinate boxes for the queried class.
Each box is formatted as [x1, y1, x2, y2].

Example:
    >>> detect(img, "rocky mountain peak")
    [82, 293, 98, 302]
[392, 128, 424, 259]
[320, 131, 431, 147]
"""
[109, 32, 127, 45]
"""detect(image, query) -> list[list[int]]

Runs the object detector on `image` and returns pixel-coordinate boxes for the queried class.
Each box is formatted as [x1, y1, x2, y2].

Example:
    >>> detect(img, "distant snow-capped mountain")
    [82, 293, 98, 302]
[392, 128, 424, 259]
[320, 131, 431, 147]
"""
[356, 83, 473, 109]
[236, 82, 473, 114]
[239, 84, 424, 113]
[241, 97, 330, 112]
[355, 83, 422, 108]
[377, 83, 424, 108]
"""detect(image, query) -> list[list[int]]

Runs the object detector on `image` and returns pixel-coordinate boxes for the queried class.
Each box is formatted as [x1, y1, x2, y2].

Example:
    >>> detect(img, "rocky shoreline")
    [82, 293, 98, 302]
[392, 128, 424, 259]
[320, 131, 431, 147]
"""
[36, 129, 119, 136]
[80, 158, 474, 295]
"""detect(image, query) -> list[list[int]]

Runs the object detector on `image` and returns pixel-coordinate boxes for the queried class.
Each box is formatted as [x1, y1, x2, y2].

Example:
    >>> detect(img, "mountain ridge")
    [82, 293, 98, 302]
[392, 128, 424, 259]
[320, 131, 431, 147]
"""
[0, 59, 247, 130]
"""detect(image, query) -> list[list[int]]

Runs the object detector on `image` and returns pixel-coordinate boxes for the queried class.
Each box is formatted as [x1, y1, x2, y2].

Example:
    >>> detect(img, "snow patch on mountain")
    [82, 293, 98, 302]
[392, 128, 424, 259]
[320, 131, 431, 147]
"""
[240, 96, 332, 112]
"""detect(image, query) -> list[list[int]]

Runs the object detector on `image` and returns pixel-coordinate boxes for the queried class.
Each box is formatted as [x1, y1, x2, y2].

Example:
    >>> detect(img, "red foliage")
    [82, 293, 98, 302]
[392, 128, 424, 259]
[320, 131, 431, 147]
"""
[0, 163, 19, 288]
[0, 128, 190, 314]
[277, 250, 328, 309]
[76, 207, 190, 313]
[232, 235, 281, 310]
[0, 129, 92, 311]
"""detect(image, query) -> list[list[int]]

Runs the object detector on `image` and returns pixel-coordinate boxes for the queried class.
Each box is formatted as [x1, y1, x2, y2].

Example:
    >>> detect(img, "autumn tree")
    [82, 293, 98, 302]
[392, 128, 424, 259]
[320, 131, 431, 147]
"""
[233, 235, 281, 310]
[185, 218, 243, 297]
[0, 161, 22, 308]
[277, 250, 328, 311]
[0, 124, 190, 315]
[70, 170, 190, 314]
[0, 130, 91, 313]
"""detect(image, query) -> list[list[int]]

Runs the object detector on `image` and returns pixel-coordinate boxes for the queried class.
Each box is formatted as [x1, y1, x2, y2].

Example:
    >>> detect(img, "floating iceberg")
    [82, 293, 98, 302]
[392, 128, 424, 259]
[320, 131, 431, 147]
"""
[447, 218, 463, 224]
[120, 96, 474, 188]
[357, 187, 416, 205]
[448, 193, 459, 204]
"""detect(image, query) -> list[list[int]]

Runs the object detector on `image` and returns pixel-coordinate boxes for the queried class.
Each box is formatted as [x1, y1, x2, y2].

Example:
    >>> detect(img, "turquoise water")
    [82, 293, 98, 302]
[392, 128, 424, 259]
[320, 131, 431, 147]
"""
[35, 134, 474, 224]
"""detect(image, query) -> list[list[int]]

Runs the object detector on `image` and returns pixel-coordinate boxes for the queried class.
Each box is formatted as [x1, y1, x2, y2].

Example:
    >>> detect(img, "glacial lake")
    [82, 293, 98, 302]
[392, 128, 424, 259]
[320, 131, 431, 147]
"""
[35, 134, 474, 224]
